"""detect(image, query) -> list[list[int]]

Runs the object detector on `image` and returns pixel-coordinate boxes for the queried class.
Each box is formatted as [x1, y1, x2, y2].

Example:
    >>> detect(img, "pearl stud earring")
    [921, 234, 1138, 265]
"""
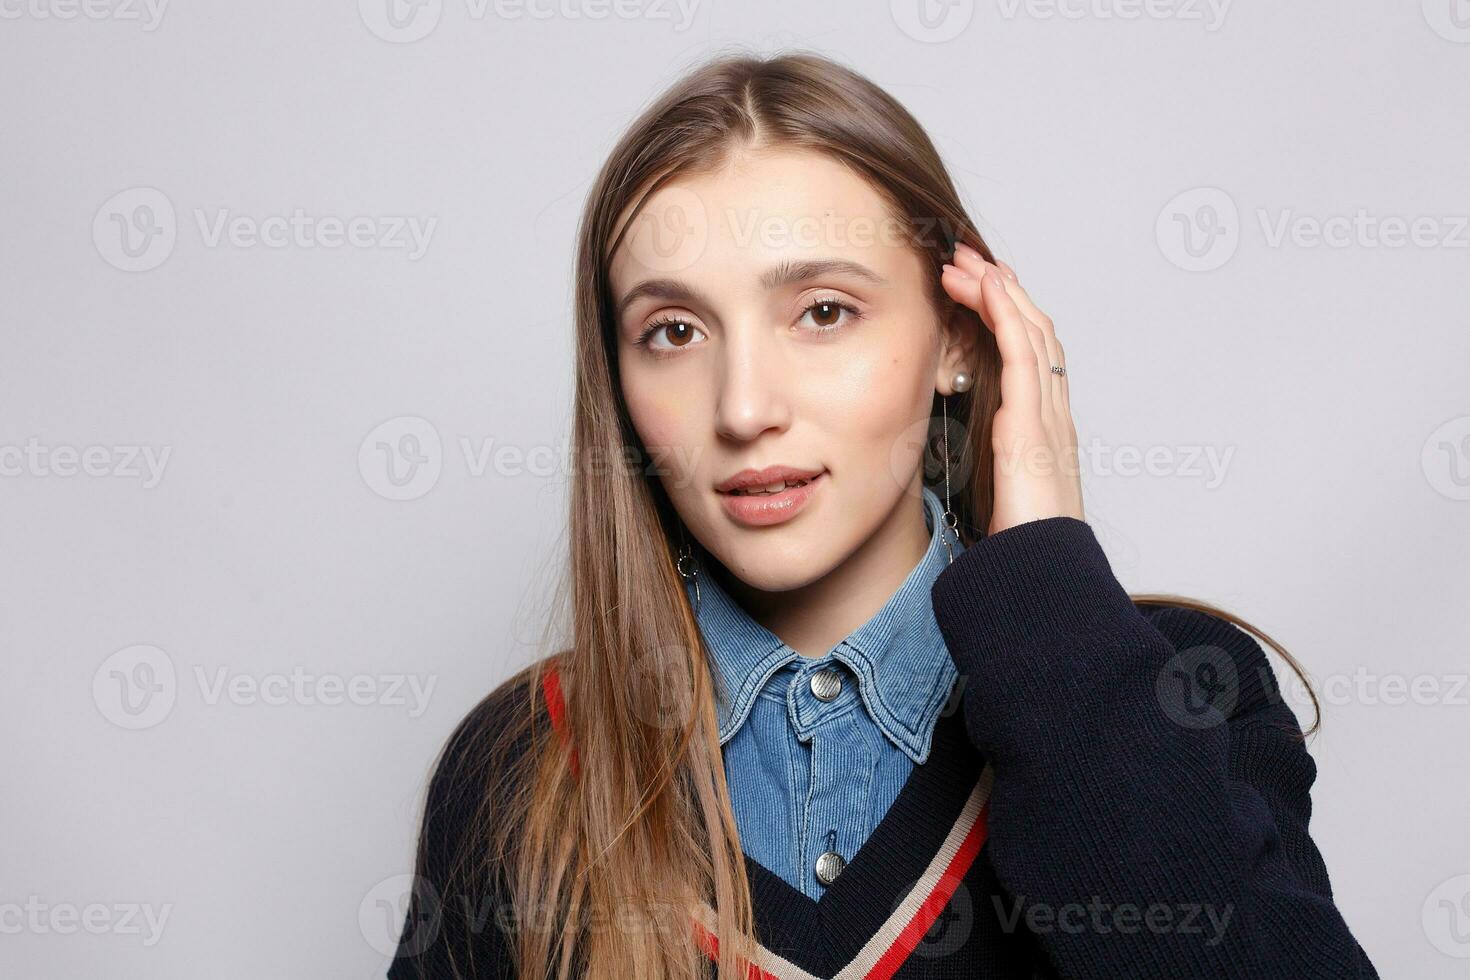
[952, 370, 973, 393]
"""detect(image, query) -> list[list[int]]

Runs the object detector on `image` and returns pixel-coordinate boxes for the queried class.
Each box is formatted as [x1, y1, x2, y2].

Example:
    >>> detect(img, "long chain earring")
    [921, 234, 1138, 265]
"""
[676, 533, 701, 613]
[940, 371, 973, 564]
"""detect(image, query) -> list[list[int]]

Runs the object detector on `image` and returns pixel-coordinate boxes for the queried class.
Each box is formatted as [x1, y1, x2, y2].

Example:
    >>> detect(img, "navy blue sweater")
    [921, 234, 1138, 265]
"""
[389, 515, 1378, 978]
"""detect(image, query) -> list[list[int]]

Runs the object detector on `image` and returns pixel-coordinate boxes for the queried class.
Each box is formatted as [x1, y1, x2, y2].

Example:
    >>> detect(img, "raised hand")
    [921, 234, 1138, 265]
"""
[941, 244, 1084, 536]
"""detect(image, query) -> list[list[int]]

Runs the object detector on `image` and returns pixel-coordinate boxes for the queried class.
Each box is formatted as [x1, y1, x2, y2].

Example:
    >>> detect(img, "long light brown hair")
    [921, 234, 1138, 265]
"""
[420, 48, 1321, 980]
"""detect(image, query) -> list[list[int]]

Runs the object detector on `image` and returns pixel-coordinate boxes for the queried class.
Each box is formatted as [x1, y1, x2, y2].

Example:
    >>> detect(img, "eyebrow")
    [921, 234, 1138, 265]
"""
[614, 258, 889, 322]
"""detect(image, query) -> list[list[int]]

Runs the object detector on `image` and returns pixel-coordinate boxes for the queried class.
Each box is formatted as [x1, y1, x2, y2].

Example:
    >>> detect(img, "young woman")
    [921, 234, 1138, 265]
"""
[388, 52, 1378, 980]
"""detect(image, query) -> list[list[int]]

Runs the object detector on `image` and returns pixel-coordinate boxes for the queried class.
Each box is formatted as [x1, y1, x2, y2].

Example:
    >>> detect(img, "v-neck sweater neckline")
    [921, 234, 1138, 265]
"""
[542, 662, 995, 979]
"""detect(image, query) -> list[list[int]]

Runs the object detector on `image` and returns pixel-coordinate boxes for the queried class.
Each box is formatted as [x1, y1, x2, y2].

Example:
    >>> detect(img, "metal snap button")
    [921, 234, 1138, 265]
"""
[815, 850, 846, 886]
[809, 667, 843, 702]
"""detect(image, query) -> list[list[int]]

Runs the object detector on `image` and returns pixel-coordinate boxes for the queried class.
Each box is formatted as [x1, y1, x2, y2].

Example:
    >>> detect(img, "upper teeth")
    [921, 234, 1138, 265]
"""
[733, 479, 807, 496]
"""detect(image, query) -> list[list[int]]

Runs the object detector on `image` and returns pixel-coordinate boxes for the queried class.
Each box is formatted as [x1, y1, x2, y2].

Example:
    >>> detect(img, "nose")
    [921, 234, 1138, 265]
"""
[713, 320, 793, 444]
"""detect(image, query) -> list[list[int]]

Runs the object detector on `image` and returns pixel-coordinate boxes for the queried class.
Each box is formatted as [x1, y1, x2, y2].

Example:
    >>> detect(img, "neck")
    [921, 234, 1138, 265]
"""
[714, 482, 931, 658]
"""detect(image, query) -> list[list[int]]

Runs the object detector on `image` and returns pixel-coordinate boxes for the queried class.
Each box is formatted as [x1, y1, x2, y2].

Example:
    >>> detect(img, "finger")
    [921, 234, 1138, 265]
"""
[962, 250, 1051, 341]
[1030, 308, 1063, 425]
[940, 258, 1025, 362]
[945, 258, 1057, 429]
[977, 270, 1043, 421]
[947, 251, 1041, 356]
[940, 263, 991, 349]
[1023, 296, 1070, 431]
[972, 251, 1072, 432]
[961, 250, 1052, 368]
[951, 247, 1052, 403]
[994, 261, 1052, 342]
[993, 264, 1060, 389]
[1053, 336, 1071, 428]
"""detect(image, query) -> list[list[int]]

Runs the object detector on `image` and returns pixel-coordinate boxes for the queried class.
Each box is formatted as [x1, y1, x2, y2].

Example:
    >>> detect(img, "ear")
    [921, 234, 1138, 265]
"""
[934, 300, 981, 397]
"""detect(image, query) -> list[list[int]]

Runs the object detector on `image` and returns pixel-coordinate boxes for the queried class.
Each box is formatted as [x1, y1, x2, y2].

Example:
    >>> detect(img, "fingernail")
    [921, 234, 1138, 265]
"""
[943, 263, 973, 280]
[987, 272, 1005, 289]
[954, 241, 977, 258]
[996, 260, 1017, 281]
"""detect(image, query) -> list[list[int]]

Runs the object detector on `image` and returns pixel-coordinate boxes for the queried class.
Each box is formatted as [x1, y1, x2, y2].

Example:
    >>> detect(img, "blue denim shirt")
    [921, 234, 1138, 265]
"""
[682, 485, 966, 899]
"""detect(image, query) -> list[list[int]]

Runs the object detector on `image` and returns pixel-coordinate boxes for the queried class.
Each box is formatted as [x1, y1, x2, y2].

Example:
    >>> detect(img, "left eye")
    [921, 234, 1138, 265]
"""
[798, 297, 862, 333]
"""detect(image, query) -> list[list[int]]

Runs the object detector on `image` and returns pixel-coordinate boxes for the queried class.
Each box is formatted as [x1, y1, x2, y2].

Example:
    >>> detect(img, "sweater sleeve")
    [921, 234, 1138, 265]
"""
[387, 685, 527, 980]
[929, 516, 1379, 979]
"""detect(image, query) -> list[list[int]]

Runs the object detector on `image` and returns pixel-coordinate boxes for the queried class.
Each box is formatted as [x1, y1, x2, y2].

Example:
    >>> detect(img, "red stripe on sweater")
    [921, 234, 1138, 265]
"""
[541, 663, 579, 776]
[689, 915, 779, 980]
[866, 801, 989, 979]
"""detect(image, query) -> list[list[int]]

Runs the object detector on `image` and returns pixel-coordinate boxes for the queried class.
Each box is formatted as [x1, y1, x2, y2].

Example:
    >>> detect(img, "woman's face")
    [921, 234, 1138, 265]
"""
[609, 147, 966, 592]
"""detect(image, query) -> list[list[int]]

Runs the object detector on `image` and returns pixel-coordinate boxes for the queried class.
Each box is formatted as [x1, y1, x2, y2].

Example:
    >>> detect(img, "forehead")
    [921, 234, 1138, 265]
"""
[607, 147, 911, 297]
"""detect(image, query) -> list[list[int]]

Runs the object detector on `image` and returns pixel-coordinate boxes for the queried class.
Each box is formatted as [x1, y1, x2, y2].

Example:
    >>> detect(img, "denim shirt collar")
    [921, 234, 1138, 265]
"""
[682, 485, 965, 765]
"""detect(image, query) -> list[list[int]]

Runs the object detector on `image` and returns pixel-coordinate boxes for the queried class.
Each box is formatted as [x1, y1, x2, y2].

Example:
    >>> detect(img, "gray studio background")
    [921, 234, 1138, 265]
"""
[3, 2, 1467, 977]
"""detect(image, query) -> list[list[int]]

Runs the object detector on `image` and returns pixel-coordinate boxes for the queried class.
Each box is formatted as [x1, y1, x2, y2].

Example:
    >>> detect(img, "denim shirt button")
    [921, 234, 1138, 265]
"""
[809, 667, 843, 702]
[815, 849, 846, 885]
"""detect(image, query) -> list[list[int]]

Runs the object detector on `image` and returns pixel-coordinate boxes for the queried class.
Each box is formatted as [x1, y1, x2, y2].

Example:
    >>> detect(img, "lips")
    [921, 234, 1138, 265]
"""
[726, 477, 814, 497]
[715, 465, 826, 495]
[715, 468, 826, 528]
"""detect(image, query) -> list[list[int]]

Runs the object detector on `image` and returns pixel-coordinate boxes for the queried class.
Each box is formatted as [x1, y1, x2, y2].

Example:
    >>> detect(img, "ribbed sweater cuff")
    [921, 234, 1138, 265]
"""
[930, 516, 1145, 654]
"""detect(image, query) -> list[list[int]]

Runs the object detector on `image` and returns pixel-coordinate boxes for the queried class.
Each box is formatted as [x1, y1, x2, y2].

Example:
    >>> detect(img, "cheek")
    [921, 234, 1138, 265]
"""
[820, 337, 931, 434]
[622, 372, 701, 480]
[808, 337, 933, 489]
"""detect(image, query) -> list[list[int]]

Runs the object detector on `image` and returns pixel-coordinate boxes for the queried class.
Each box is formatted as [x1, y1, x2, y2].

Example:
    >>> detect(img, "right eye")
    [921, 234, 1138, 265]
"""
[636, 315, 708, 356]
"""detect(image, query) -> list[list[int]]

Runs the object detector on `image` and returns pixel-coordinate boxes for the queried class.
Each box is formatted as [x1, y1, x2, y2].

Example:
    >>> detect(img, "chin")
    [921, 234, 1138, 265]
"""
[710, 532, 838, 593]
